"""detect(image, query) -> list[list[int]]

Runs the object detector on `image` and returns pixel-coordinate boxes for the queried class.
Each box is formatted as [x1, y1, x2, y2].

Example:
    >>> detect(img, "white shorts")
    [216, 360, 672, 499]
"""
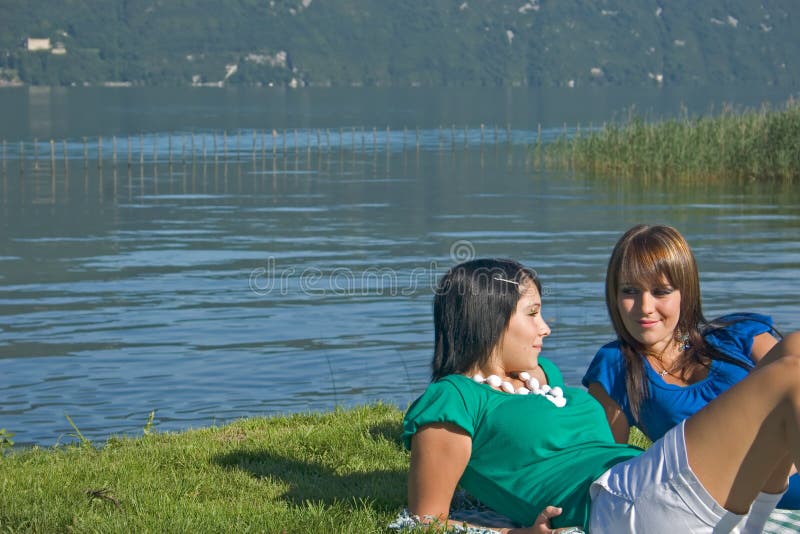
[588, 421, 757, 533]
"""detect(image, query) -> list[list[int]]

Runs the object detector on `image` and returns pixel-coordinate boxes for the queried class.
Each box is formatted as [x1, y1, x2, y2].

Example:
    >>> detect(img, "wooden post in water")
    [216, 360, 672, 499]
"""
[261, 131, 267, 180]
[415, 127, 420, 151]
[260, 130, 266, 161]
[113, 149, 118, 198]
[50, 141, 55, 201]
[386, 125, 390, 153]
[2, 140, 6, 176]
[127, 136, 132, 168]
[63, 139, 69, 186]
[83, 138, 88, 170]
[139, 136, 145, 192]
[202, 134, 207, 185]
[153, 134, 158, 180]
[236, 130, 241, 160]
[213, 132, 218, 165]
[480, 123, 485, 146]
[112, 136, 117, 168]
[49, 139, 55, 177]
[97, 160, 106, 203]
[98, 140, 104, 196]
[536, 123, 542, 169]
[236, 130, 242, 183]
[34, 138, 39, 171]
[19, 141, 25, 175]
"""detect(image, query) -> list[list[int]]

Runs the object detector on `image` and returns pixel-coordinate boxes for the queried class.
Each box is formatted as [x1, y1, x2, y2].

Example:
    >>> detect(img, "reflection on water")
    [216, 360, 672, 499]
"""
[2, 85, 799, 141]
[1, 91, 800, 447]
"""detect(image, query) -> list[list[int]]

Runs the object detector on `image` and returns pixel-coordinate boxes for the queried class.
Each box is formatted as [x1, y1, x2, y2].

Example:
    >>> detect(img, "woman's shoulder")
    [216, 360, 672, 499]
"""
[402, 375, 483, 449]
[597, 339, 623, 354]
[581, 339, 626, 388]
[705, 313, 773, 333]
[704, 313, 774, 358]
[590, 339, 625, 366]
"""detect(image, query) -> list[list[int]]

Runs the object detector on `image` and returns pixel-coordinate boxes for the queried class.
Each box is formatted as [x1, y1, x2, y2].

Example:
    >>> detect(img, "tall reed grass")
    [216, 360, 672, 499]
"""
[546, 98, 800, 182]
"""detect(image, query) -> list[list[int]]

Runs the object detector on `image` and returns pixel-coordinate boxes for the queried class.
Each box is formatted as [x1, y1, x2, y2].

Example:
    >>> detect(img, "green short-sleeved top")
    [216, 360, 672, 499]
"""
[402, 357, 642, 530]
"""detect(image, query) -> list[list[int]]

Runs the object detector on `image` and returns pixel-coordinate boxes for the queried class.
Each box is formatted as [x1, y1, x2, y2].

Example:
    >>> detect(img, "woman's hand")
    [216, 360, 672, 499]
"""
[501, 505, 582, 533]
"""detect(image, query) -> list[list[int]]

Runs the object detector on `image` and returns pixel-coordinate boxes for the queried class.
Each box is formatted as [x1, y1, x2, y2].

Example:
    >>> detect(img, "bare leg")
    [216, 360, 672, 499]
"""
[684, 332, 800, 513]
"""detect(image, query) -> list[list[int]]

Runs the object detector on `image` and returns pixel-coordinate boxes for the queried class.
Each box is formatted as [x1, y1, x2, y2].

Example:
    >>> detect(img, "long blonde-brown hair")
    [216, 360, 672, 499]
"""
[605, 224, 736, 423]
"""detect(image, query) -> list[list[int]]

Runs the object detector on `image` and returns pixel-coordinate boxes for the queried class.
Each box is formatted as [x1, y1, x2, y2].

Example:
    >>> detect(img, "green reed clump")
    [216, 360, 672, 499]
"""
[547, 99, 800, 182]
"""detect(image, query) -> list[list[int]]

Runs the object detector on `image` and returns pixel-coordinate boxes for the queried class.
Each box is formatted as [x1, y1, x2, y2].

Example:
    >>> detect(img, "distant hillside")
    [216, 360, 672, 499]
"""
[1, 0, 798, 87]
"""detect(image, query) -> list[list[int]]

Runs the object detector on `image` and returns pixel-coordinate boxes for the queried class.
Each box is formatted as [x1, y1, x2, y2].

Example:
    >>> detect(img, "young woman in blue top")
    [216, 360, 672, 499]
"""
[582, 224, 800, 509]
[406, 257, 800, 532]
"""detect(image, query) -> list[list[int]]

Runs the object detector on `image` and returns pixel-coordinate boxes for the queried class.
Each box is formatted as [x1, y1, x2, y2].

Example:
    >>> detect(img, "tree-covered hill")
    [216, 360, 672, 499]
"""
[1, 0, 798, 87]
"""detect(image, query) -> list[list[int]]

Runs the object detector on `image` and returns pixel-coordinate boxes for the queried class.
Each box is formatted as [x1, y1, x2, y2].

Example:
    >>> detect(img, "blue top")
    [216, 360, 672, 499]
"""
[582, 313, 774, 441]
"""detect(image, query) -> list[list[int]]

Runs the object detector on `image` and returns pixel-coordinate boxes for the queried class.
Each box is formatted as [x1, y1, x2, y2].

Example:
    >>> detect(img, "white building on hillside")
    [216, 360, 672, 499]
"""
[25, 38, 52, 51]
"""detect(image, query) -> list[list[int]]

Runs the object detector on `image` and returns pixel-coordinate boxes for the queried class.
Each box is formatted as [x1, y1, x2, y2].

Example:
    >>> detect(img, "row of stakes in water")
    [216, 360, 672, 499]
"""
[0, 122, 585, 176]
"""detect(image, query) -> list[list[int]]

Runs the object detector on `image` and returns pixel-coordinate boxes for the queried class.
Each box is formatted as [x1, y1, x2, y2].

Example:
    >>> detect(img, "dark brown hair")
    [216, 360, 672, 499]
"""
[432, 258, 540, 381]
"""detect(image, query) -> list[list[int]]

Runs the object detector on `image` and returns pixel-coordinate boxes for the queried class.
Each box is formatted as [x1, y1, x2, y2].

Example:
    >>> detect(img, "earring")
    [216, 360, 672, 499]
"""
[675, 328, 690, 352]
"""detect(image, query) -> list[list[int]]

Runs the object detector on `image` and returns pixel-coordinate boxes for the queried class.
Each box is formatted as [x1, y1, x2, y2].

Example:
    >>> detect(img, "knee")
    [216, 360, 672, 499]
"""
[773, 353, 800, 377]
[781, 332, 800, 356]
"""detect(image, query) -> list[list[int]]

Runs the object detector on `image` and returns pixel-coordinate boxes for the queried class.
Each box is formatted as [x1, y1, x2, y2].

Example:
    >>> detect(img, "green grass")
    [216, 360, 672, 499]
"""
[627, 426, 653, 450]
[0, 403, 409, 533]
[0, 404, 656, 533]
[544, 98, 800, 182]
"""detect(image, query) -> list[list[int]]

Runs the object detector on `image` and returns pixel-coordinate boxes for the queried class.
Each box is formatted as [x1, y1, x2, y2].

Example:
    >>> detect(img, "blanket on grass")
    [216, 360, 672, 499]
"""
[389, 490, 800, 533]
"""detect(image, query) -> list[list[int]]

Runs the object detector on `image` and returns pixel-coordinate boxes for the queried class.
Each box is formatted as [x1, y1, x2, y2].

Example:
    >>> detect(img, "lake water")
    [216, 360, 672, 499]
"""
[1, 86, 799, 447]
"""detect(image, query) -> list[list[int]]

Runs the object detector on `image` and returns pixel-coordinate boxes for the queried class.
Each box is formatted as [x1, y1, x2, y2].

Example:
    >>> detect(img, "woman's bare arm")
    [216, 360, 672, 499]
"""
[408, 422, 576, 533]
[408, 422, 472, 521]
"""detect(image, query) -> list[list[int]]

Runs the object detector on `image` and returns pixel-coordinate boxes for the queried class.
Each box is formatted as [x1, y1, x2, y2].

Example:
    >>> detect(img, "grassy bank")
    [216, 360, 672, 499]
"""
[544, 99, 800, 182]
[0, 403, 655, 533]
[0, 404, 409, 533]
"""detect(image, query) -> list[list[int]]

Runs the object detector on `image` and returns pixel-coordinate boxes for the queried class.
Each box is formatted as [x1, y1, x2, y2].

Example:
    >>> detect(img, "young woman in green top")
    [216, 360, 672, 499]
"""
[404, 258, 800, 533]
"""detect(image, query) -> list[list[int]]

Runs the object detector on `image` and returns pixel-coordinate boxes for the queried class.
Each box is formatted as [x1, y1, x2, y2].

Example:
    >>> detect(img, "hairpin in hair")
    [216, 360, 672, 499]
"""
[493, 276, 520, 286]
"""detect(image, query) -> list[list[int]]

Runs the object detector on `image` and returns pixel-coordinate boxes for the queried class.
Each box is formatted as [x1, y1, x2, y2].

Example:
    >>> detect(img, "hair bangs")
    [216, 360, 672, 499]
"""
[616, 230, 690, 292]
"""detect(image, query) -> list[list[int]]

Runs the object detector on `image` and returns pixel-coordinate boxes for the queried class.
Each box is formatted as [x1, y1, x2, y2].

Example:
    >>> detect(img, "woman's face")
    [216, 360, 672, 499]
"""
[494, 282, 551, 371]
[616, 275, 682, 352]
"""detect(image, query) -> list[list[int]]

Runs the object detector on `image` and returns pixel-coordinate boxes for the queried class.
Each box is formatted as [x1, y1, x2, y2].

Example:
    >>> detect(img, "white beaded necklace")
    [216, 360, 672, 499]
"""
[471, 371, 567, 408]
